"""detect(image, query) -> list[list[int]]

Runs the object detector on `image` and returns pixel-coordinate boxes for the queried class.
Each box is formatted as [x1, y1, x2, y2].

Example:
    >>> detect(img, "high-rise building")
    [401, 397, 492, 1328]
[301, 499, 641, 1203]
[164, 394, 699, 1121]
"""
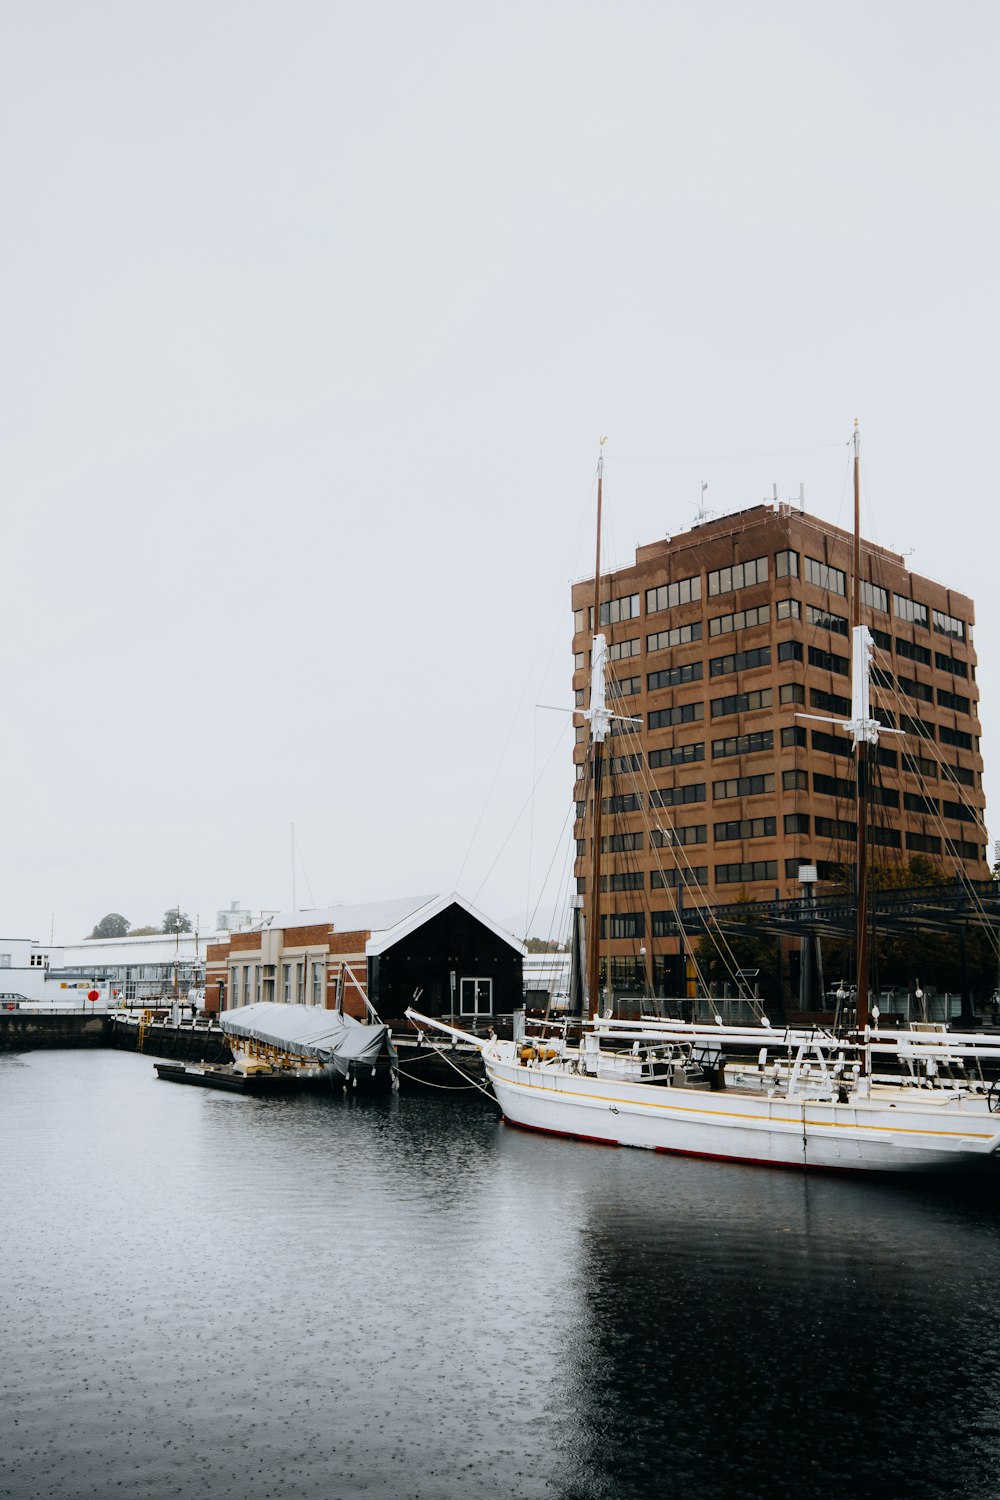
[571, 502, 989, 993]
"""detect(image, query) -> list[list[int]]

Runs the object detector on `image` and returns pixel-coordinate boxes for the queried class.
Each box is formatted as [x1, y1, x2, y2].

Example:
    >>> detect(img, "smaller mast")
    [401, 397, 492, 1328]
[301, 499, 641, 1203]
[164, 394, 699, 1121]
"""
[585, 440, 611, 1020]
[850, 420, 877, 1032]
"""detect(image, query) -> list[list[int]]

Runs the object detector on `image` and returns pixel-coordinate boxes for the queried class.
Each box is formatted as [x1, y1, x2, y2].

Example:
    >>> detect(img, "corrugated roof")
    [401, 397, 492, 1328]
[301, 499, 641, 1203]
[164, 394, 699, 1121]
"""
[262, 895, 439, 936]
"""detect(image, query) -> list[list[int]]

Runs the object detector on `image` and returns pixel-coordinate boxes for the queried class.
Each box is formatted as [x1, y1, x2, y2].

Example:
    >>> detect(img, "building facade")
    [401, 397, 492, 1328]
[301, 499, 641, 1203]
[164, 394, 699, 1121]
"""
[572, 503, 989, 993]
[204, 894, 525, 1023]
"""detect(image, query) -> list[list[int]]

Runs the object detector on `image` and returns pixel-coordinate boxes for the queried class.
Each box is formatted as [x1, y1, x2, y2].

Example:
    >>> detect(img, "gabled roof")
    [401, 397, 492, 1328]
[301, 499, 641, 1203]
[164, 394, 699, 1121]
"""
[261, 895, 439, 936]
[365, 892, 526, 958]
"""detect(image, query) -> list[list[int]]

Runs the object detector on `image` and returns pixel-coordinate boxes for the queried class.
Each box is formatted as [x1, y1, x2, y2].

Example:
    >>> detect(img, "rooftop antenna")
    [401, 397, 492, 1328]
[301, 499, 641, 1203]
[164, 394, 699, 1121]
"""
[799, 482, 805, 513]
[693, 481, 713, 525]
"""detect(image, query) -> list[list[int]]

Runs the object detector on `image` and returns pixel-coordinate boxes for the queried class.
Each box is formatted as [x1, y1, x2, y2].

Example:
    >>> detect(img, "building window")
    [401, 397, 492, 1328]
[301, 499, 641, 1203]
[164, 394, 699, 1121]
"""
[649, 702, 704, 730]
[603, 793, 643, 814]
[651, 824, 707, 847]
[776, 599, 801, 621]
[810, 687, 850, 716]
[231, 968, 240, 1006]
[907, 833, 942, 855]
[714, 817, 776, 841]
[780, 683, 805, 705]
[777, 640, 803, 662]
[0, 955, 10, 968]
[709, 646, 771, 678]
[946, 763, 976, 788]
[939, 725, 972, 750]
[808, 645, 849, 676]
[609, 752, 643, 775]
[713, 773, 775, 799]
[282, 963, 291, 1003]
[599, 594, 641, 626]
[942, 800, 977, 824]
[296, 963, 305, 1003]
[607, 638, 639, 662]
[816, 772, 855, 800]
[647, 621, 703, 654]
[805, 604, 849, 637]
[937, 688, 970, 714]
[899, 674, 933, 704]
[935, 652, 968, 678]
[601, 872, 645, 891]
[932, 609, 965, 641]
[708, 556, 769, 597]
[711, 730, 774, 759]
[948, 839, 983, 861]
[710, 688, 772, 718]
[608, 675, 641, 698]
[775, 550, 799, 579]
[783, 769, 807, 789]
[895, 637, 930, 665]
[312, 962, 324, 1005]
[860, 581, 888, 612]
[716, 861, 778, 884]
[815, 816, 856, 841]
[783, 726, 808, 748]
[804, 557, 847, 595]
[650, 866, 707, 889]
[648, 661, 703, 691]
[649, 743, 705, 768]
[646, 575, 701, 614]
[900, 714, 936, 741]
[784, 813, 810, 834]
[599, 913, 646, 939]
[603, 831, 644, 852]
[893, 594, 928, 627]
[709, 604, 770, 637]
[649, 782, 706, 808]
[869, 826, 902, 848]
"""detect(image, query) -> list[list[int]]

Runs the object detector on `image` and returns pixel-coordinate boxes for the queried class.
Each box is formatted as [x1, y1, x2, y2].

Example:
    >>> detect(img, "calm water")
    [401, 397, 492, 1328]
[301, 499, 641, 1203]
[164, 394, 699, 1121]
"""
[2, 1050, 1000, 1500]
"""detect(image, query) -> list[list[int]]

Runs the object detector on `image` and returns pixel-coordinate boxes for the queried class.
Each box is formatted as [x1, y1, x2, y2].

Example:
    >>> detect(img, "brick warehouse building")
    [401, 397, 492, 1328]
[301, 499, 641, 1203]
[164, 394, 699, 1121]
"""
[204, 894, 524, 1022]
[571, 502, 990, 996]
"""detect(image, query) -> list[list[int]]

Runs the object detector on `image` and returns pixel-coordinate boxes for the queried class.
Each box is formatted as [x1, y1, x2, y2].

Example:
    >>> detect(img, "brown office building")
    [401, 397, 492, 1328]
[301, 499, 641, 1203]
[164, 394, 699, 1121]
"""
[571, 503, 989, 994]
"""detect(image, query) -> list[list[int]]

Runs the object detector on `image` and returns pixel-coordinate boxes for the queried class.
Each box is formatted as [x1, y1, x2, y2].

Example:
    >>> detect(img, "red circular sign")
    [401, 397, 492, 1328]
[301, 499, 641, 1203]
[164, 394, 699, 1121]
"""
[87, 990, 100, 1003]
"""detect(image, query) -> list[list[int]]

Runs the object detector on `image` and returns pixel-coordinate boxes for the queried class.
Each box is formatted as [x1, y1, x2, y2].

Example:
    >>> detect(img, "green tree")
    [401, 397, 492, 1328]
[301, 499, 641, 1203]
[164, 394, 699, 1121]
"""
[695, 890, 778, 1002]
[88, 913, 130, 939]
[126, 925, 160, 937]
[162, 908, 192, 934]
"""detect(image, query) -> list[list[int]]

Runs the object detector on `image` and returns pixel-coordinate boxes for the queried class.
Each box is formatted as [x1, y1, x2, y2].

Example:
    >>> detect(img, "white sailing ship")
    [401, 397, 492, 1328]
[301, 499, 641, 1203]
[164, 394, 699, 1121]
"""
[410, 432, 1000, 1172]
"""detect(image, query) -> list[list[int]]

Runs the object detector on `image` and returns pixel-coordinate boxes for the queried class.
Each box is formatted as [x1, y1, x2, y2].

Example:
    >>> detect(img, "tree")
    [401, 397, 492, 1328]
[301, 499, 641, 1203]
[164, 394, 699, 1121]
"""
[525, 937, 562, 953]
[126, 925, 160, 937]
[88, 913, 130, 939]
[162, 908, 192, 934]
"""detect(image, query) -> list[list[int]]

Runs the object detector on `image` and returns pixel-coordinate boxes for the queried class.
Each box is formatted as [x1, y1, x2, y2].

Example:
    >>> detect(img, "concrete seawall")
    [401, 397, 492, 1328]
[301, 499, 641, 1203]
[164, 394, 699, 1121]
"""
[0, 1013, 232, 1065]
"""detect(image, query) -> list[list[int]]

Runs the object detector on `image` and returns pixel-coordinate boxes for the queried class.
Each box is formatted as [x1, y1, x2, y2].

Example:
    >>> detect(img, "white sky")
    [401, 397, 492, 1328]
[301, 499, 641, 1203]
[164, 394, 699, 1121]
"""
[2, 0, 998, 944]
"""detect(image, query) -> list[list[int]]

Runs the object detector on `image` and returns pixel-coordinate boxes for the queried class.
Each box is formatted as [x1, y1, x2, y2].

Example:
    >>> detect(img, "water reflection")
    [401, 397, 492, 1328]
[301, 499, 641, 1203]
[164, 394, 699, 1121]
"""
[3, 1051, 1000, 1500]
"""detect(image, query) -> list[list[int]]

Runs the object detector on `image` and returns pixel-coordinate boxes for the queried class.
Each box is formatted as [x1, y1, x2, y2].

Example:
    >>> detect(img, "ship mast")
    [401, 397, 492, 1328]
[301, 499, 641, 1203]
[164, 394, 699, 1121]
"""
[850, 420, 876, 1031]
[585, 442, 611, 1020]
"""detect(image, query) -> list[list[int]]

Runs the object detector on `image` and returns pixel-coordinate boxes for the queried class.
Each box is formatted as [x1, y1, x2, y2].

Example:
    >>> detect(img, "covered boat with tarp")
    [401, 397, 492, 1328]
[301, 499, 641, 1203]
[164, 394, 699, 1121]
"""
[220, 1002, 395, 1085]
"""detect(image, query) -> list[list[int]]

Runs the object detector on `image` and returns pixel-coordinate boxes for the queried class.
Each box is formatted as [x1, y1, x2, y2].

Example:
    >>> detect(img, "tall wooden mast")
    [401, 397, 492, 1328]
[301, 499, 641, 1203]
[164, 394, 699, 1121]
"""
[585, 443, 608, 1020]
[851, 419, 870, 1031]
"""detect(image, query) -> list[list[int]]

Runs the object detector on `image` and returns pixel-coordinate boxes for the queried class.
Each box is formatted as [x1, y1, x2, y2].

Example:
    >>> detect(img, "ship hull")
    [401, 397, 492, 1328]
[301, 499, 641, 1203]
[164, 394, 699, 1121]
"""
[485, 1056, 1000, 1173]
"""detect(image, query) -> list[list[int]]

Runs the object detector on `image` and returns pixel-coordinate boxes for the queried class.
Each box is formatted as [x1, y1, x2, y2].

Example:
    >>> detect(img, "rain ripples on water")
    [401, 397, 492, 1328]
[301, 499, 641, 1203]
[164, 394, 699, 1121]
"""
[3, 1050, 1000, 1500]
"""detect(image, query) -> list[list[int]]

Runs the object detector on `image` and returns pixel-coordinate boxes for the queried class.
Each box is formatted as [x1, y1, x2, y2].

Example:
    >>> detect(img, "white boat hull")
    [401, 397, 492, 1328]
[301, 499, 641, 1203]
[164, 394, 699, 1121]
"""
[485, 1053, 1000, 1173]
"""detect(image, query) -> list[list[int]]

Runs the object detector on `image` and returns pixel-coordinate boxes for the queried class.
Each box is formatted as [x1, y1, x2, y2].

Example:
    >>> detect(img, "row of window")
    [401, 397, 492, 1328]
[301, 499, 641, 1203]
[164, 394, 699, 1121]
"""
[583, 763, 977, 817]
[577, 564, 966, 646]
[230, 960, 326, 1008]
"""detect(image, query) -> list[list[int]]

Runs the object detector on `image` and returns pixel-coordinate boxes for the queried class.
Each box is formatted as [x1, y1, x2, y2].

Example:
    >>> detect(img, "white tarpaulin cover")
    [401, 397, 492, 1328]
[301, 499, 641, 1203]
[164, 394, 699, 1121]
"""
[221, 1003, 390, 1076]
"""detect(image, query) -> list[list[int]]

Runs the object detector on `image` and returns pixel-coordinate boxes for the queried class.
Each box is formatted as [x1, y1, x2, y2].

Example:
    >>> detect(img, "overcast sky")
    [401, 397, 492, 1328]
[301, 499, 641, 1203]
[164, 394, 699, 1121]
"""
[2, 0, 997, 945]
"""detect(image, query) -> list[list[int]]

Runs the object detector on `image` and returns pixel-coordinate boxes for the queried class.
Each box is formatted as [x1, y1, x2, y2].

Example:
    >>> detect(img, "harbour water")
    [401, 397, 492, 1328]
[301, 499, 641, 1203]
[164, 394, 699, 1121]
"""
[3, 1049, 1000, 1500]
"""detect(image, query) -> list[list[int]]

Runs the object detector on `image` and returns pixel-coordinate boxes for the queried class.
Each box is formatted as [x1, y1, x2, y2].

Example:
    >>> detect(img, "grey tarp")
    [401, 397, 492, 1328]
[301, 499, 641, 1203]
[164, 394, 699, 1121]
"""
[220, 1003, 390, 1078]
